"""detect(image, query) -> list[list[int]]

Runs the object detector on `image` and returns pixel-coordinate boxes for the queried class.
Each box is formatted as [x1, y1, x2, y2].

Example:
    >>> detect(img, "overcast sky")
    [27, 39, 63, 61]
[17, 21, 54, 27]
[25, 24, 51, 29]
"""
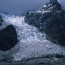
[0, 0, 65, 15]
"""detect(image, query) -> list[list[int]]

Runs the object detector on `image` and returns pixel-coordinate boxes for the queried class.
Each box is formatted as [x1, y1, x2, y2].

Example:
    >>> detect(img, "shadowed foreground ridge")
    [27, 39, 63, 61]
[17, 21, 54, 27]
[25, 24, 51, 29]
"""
[25, 0, 65, 45]
[0, 57, 65, 65]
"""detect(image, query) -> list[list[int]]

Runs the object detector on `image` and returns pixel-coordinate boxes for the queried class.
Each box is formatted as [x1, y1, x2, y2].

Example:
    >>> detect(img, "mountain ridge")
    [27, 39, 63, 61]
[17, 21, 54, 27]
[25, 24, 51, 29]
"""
[25, 0, 65, 45]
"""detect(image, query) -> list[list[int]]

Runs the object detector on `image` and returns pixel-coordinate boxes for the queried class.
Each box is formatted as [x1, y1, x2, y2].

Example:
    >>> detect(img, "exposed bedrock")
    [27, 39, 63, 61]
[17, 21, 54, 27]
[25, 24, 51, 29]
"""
[0, 25, 18, 51]
[25, 0, 65, 45]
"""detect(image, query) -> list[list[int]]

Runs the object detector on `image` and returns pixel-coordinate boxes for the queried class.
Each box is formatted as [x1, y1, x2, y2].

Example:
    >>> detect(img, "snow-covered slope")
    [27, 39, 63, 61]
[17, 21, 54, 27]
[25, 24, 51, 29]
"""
[0, 14, 65, 61]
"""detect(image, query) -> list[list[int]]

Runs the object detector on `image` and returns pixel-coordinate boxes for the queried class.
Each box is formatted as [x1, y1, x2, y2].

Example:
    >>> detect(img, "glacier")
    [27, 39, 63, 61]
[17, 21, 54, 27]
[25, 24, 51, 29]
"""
[0, 14, 65, 61]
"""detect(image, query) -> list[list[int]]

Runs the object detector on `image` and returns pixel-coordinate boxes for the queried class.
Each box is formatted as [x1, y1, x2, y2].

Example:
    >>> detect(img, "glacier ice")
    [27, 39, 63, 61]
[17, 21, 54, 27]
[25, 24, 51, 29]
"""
[0, 14, 65, 61]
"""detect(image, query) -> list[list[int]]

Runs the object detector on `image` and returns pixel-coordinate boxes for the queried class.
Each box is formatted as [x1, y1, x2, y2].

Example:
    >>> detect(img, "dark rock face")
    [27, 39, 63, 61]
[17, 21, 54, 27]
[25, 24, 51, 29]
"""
[0, 15, 3, 25]
[25, 0, 65, 45]
[50, 0, 57, 4]
[0, 25, 18, 51]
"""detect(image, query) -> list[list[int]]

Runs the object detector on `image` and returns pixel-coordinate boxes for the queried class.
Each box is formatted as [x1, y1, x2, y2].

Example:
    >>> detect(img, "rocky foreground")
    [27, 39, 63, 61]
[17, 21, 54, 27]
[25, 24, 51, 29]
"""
[0, 57, 65, 65]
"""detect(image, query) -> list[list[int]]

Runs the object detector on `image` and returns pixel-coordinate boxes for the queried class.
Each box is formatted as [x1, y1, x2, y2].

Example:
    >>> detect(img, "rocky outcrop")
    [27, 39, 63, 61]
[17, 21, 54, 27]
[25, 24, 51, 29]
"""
[25, 0, 65, 45]
[0, 15, 3, 25]
[0, 25, 18, 51]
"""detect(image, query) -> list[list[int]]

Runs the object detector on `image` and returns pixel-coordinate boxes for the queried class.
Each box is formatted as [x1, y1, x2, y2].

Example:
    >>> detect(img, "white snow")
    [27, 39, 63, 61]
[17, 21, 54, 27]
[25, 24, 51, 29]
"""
[43, 5, 47, 7]
[0, 14, 65, 61]
[36, 9, 50, 14]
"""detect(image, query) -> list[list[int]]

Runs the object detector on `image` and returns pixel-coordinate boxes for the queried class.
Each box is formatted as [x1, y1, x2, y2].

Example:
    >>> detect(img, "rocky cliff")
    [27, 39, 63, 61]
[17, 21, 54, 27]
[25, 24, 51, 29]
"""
[25, 0, 65, 45]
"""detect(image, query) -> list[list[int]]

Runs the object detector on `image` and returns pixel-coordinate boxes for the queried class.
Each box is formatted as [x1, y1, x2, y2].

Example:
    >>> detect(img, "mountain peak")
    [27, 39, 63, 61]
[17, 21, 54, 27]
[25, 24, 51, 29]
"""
[47, 0, 61, 10]
[50, 0, 57, 4]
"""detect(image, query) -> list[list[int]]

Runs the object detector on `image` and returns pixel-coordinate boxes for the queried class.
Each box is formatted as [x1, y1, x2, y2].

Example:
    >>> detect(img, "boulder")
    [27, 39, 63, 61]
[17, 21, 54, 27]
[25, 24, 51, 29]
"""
[25, 0, 65, 45]
[0, 25, 18, 51]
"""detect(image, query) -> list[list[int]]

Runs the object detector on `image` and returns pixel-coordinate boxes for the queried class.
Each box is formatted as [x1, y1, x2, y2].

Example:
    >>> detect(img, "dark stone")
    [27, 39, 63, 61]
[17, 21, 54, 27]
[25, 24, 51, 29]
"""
[0, 25, 18, 51]
[25, 0, 65, 45]
[0, 15, 3, 25]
